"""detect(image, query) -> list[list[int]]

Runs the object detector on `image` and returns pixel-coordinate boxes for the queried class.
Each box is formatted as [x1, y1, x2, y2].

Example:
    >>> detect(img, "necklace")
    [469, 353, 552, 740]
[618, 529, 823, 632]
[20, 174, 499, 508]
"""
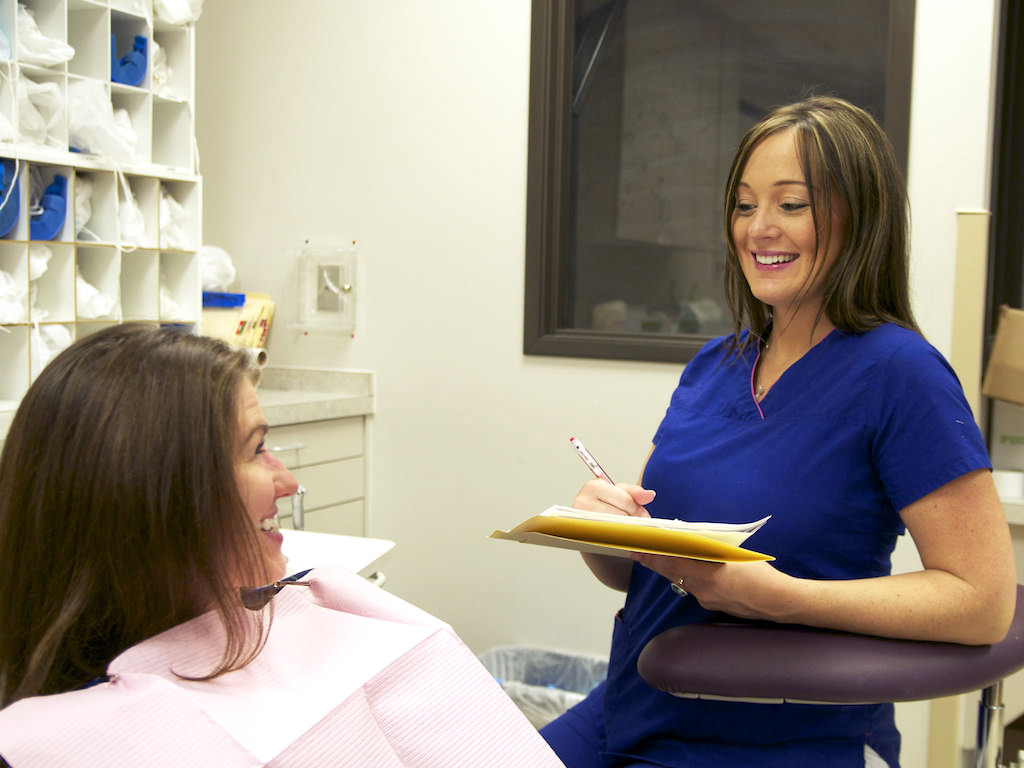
[755, 342, 806, 400]
[754, 323, 834, 402]
[754, 340, 776, 401]
[754, 340, 769, 400]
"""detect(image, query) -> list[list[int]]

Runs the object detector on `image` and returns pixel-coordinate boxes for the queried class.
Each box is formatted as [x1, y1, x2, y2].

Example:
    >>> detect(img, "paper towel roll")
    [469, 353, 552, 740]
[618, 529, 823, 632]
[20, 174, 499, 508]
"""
[242, 346, 268, 368]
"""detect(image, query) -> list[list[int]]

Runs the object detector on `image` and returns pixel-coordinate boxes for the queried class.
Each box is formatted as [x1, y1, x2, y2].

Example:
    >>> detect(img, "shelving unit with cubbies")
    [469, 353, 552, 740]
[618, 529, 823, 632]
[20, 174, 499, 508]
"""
[0, 0, 201, 416]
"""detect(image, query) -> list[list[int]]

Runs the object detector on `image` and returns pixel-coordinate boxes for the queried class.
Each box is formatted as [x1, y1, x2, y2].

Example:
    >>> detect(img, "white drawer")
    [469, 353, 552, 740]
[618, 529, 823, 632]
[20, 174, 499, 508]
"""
[280, 500, 364, 537]
[276, 456, 364, 516]
[268, 417, 363, 469]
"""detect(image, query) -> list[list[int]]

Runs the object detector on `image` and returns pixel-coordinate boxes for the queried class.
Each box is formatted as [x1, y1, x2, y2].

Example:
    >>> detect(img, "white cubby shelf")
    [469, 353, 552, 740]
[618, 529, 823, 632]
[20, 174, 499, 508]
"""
[0, 0, 201, 408]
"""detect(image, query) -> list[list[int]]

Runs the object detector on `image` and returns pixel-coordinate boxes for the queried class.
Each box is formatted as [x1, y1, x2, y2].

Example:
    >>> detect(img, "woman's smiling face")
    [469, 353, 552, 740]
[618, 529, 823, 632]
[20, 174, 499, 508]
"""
[731, 128, 845, 320]
[234, 379, 299, 583]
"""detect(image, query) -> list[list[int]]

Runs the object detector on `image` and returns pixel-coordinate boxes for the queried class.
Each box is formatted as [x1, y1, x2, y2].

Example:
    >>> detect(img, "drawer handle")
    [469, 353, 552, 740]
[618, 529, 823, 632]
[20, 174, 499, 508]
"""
[271, 442, 306, 454]
[291, 485, 307, 530]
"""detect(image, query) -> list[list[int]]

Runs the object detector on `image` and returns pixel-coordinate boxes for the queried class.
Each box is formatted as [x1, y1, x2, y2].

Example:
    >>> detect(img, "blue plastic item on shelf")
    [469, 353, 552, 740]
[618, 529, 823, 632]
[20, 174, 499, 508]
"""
[0, 158, 19, 238]
[111, 34, 147, 86]
[29, 174, 67, 241]
[202, 291, 246, 308]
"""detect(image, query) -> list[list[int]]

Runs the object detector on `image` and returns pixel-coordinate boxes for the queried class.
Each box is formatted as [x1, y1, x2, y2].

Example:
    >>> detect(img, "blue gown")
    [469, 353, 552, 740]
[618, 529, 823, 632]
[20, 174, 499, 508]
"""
[549, 324, 991, 768]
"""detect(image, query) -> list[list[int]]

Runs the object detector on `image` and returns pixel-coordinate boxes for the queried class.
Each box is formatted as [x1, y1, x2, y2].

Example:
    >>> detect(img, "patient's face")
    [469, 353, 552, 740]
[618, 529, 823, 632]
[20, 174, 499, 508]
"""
[234, 380, 298, 582]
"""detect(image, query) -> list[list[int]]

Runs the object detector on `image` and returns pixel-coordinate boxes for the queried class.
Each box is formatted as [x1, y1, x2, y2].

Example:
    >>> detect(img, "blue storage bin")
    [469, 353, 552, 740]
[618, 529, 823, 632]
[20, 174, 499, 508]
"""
[0, 159, 20, 238]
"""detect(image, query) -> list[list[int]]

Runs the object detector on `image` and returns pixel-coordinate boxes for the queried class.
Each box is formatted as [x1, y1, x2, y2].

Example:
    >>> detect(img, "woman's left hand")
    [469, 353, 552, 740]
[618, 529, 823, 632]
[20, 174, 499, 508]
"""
[630, 553, 792, 620]
[633, 470, 1017, 644]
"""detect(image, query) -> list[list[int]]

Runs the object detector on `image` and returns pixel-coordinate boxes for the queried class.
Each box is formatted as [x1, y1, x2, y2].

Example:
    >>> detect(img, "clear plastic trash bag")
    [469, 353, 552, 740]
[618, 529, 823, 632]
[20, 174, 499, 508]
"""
[155, 0, 204, 25]
[75, 174, 94, 238]
[16, 5, 74, 67]
[0, 269, 27, 322]
[29, 244, 51, 281]
[76, 268, 117, 319]
[30, 323, 72, 372]
[16, 74, 63, 149]
[68, 79, 137, 162]
[159, 185, 186, 249]
[478, 645, 608, 729]
[200, 245, 236, 291]
[117, 172, 146, 246]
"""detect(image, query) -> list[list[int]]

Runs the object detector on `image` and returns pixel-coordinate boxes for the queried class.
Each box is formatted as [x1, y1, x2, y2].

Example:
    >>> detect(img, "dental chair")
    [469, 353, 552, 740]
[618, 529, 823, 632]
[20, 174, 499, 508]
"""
[638, 585, 1024, 768]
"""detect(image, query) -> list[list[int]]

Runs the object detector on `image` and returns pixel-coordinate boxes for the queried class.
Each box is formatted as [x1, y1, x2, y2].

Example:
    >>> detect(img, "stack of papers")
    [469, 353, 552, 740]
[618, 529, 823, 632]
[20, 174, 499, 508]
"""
[491, 506, 772, 563]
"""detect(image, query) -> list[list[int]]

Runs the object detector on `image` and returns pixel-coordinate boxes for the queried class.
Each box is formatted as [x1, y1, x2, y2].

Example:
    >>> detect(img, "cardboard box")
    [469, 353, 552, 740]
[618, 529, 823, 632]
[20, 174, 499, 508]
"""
[982, 305, 1024, 405]
[201, 292, 275, 349]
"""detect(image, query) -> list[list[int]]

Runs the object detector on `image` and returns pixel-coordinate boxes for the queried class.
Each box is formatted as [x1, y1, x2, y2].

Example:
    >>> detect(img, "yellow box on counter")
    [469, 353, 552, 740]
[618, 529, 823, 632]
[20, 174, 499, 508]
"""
[983, 305, 1024, 406]
[201, 292, 275, 349]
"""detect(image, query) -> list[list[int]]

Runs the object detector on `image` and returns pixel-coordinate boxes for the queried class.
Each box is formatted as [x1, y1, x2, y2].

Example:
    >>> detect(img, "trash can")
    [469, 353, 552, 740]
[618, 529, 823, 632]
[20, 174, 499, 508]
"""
[479, 645, 608, 729]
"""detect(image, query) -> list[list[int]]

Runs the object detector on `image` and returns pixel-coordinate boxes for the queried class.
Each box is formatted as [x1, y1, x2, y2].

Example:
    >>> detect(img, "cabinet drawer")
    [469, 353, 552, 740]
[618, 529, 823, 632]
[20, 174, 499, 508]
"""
[269, 417, 363, 469]
[280, 500, 364, 537]
[276, 456, 364, 517]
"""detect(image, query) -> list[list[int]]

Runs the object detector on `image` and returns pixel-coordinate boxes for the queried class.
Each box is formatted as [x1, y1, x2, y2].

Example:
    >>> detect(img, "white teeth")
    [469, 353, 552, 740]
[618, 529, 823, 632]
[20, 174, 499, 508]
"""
[259, 517, 279, 532]
[755, 253, 796, 265]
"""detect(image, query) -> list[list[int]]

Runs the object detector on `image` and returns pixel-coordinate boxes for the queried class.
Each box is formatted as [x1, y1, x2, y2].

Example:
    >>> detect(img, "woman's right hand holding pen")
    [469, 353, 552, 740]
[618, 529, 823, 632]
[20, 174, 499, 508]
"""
[575, 479, 654, 591]
[569, 437, 656, 590]
[569, 436, 655, 518]
[573, 478, 655, 519]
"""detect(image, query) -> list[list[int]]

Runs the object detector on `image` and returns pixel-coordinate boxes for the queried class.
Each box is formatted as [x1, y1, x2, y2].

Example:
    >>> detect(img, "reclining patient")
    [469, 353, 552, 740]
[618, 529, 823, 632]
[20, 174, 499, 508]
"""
[0, 323, 562, 767]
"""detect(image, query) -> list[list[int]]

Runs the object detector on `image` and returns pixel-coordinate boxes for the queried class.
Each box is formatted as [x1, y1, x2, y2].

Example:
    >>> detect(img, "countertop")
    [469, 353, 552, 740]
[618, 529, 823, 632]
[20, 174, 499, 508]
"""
[282, 529, 394, 576]
[257, 367, 375, 426]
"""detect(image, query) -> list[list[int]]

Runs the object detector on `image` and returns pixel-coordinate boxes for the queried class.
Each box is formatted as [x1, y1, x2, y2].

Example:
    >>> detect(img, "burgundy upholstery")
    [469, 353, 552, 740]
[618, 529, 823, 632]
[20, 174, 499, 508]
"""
[637, 586, 1024, 704]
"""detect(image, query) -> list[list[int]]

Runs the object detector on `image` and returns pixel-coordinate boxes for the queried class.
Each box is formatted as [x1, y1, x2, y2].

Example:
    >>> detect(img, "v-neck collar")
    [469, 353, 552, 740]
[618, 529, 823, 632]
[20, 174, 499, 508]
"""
[750, 327, 839, 419]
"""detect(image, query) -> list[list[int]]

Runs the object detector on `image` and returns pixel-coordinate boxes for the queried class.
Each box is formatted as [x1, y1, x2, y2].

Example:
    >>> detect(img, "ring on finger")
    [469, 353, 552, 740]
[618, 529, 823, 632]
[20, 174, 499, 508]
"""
[670, 576, 689, 597]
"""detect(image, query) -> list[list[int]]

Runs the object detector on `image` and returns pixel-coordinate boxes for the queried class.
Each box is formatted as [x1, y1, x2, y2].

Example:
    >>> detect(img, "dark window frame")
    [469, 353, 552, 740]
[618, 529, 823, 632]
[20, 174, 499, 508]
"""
[983, 0, 1024, 441]
[987, 0, 1024, 340]
[524, 0, 917, 363]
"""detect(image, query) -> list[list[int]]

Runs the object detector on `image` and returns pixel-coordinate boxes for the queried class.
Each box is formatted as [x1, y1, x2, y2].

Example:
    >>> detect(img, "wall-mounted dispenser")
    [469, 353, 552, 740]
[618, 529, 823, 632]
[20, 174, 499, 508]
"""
[295, 240, 357, 335]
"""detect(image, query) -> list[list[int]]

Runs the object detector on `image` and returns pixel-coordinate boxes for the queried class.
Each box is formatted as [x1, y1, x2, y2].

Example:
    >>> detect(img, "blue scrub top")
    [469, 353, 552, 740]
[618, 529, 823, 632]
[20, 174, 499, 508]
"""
[601, 324, 991, 768]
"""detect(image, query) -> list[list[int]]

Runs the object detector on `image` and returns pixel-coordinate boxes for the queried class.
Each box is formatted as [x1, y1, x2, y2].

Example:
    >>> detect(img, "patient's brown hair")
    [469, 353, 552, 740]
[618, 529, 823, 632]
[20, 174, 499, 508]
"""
[0, 323, 271, 706]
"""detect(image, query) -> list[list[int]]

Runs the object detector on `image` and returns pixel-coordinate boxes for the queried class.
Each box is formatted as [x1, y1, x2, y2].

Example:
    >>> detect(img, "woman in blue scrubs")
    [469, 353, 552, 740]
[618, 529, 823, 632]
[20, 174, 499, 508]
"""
[540, 97, 1017, 768]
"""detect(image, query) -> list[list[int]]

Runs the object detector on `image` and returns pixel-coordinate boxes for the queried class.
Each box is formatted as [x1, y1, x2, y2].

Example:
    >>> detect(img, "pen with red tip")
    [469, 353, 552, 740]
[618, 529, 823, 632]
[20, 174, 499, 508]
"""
[569, 436, 615, 485]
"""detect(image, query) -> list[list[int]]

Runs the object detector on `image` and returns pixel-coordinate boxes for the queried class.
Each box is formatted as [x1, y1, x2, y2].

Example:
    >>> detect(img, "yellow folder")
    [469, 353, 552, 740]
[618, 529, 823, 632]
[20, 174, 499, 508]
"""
[491, 506, 772, 563]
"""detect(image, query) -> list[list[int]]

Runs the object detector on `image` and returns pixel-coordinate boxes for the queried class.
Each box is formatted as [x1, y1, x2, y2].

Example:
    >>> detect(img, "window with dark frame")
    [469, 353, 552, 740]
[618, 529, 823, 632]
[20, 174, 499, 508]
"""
[988, 0, 1024, 342]
[525, 0, 916, 363]
[983, 0, 1024, 447]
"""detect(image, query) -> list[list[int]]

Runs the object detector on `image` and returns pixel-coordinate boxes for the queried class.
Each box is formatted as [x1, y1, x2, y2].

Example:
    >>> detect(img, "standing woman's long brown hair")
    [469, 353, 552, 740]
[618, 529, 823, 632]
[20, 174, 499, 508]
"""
[0, 324, 273, 707]
[722, 96, 918, 353]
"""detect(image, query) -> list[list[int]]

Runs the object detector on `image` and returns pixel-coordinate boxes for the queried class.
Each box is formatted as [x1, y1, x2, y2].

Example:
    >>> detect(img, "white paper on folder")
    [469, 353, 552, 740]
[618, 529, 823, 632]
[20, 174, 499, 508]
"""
[538, 505, 770, 546]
